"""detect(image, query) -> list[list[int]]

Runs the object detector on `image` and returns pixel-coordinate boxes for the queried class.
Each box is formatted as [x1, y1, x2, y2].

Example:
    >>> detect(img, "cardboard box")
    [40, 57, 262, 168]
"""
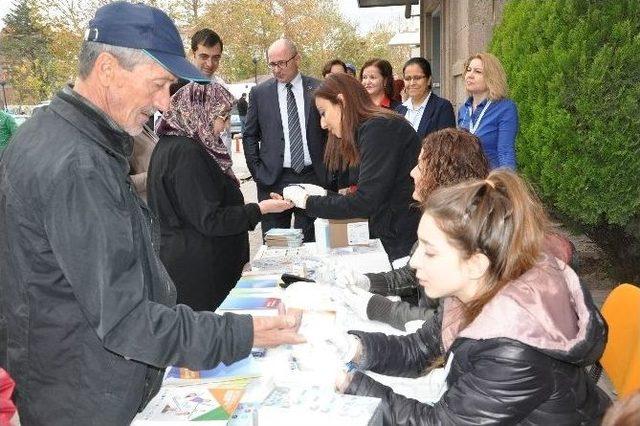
[315, 218, 369, 250]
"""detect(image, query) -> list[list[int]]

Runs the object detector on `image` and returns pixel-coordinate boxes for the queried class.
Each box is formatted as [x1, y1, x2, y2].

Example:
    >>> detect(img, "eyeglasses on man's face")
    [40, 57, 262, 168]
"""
[267, 54, 297, 70]
[404, 75, 427, 83]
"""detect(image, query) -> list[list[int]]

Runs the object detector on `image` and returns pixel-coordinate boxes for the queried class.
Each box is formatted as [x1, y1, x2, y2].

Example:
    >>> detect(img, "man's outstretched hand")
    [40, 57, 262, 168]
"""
[252, 313, 306, 348]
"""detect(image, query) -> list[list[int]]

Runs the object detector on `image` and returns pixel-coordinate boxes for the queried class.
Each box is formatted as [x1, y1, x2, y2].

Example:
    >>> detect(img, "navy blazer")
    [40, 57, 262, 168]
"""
[242, 75, 327, 187]
[395, 93, 456, 140]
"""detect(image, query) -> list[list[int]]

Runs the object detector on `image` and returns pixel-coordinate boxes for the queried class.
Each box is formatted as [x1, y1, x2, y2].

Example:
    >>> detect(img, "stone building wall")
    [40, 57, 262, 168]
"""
[420, 0, 508, 110]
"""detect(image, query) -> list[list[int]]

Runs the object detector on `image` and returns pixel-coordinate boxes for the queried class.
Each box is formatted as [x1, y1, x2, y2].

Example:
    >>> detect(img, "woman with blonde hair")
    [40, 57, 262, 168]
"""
[458, 52, 519, 169]
[332, 169, 610, 423]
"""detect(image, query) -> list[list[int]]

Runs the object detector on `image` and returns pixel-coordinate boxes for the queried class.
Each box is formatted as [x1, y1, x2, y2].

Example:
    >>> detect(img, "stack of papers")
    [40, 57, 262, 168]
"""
[250, 246, 312, 277]
[264, 228, 304, 247]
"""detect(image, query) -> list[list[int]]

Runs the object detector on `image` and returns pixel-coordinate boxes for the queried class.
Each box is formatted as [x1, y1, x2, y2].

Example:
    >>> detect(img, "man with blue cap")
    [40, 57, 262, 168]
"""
[0, 2, 303, 424]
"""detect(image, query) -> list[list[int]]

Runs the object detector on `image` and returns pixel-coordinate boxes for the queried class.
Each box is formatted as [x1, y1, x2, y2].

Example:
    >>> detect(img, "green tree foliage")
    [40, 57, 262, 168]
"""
[198, 0, 408, 81]
[490, 0, 640, 226]
[0, 0, 58, 104]
[0, 0, 407, 103]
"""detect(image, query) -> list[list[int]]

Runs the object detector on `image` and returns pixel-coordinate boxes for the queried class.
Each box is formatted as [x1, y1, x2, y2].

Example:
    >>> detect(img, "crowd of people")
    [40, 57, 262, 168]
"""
[0, 1, 632, 425]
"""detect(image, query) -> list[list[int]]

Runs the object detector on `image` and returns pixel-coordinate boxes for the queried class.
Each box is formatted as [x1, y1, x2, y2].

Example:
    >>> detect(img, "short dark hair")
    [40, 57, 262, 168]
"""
[191, 28, 223, 52]
[321, 59, 347, 77]
[403, 57, 432, 89]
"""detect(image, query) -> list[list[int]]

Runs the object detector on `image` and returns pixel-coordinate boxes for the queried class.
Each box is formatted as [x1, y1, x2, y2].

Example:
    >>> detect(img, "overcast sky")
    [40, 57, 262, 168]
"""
[0, 1, 412, 32]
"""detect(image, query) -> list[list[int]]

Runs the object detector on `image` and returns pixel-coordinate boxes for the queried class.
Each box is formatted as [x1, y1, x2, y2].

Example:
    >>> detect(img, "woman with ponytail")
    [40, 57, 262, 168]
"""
[332, 169, 610, 424]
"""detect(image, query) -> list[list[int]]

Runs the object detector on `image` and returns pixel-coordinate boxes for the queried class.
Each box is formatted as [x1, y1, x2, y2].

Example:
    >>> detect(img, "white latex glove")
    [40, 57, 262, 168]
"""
[335, 268, 370, 291]
[326, 332, 362, 364]
[282, 185, 309, 209]
[404, 319, 426, 334]
[298, 183, 327, 197]
[338, 286, 373, 320]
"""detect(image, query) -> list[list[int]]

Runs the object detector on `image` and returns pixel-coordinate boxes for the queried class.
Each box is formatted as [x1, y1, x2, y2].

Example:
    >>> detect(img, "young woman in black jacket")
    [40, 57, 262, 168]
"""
[333, 169, 610, 424]
[148, 82, 292, 311]
[281, 73, 421, 261]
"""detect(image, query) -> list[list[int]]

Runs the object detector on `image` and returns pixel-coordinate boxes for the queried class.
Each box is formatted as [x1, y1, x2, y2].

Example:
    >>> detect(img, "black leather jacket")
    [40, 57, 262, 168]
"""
[346, 256, 611, 425]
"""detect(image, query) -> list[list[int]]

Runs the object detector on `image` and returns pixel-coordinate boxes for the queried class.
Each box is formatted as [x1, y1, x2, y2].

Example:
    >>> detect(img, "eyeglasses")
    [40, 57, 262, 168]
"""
[267, 54, 297, 70]
[404, 75, 427, 83]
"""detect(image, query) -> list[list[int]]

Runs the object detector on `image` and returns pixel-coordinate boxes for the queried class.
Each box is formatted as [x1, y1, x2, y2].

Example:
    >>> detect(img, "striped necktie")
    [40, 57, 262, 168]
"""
[286, 82, 305, 173]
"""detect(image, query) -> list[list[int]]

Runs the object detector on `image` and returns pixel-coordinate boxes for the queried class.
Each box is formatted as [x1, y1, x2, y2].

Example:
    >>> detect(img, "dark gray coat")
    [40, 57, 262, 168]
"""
[0, 87, 254, 425]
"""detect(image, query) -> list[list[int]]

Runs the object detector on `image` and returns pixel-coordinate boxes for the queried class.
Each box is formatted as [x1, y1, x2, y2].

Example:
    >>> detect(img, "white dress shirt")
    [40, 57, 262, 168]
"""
[403, 92, 431, 131]
[277, 73, 312, 167]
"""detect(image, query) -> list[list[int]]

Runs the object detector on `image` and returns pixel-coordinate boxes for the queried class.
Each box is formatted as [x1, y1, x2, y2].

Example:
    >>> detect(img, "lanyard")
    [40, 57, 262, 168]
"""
[467, 100, 491, 134]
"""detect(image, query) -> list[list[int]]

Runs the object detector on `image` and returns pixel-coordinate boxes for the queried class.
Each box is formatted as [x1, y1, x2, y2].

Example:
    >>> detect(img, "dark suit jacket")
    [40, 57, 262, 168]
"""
[242, 75, 327, 187]
[395, 93, 456, 140]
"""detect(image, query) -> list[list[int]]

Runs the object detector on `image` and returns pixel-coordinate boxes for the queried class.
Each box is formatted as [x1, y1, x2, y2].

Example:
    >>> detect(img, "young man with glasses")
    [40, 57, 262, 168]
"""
[242, 38, 328, 241]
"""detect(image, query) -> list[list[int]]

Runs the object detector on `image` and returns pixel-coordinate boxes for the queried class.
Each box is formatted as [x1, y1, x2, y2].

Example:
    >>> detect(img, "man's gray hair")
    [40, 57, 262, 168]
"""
[77, 41, 154, 79]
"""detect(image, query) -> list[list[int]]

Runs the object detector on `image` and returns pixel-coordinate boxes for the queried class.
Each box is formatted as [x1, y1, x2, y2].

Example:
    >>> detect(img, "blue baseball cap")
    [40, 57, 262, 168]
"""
[85, 1, 208, 82]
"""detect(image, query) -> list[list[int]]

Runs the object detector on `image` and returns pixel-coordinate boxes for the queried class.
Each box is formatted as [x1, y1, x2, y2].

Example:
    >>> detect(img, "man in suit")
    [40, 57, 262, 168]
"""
[243, 38, 326, 241]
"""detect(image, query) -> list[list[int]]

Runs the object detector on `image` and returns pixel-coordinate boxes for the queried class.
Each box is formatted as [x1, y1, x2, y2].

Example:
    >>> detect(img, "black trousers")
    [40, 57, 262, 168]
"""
[257, 166, 318, 242]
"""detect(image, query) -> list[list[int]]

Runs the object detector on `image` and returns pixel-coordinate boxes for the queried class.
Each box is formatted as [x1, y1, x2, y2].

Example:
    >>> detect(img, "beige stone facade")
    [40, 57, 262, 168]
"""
[420, 0, 508, 110]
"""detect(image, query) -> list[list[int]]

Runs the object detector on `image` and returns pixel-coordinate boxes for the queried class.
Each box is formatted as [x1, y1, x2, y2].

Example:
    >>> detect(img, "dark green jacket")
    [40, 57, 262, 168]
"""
[0, 110, 17, 150]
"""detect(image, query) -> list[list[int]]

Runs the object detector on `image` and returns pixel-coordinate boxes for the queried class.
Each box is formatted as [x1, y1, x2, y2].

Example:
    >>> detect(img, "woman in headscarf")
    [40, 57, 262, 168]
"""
[148, 82, 292, 311]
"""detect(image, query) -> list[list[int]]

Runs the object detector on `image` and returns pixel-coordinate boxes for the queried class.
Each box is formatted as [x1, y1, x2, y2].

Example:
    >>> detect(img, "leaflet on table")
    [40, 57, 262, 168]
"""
[249, 245, 315, 277]
[229, 274, 284, 296]
[258, 385, 383, 426]
[132, 379, 251, 425]
[235, 274, 280, 287]
[164, 356, 261, 386]
[217, 295, 284, 316]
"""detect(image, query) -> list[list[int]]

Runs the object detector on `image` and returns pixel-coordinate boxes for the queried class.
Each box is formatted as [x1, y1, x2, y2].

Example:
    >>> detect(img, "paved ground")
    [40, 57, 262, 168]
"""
[231, 140, 263, 261]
